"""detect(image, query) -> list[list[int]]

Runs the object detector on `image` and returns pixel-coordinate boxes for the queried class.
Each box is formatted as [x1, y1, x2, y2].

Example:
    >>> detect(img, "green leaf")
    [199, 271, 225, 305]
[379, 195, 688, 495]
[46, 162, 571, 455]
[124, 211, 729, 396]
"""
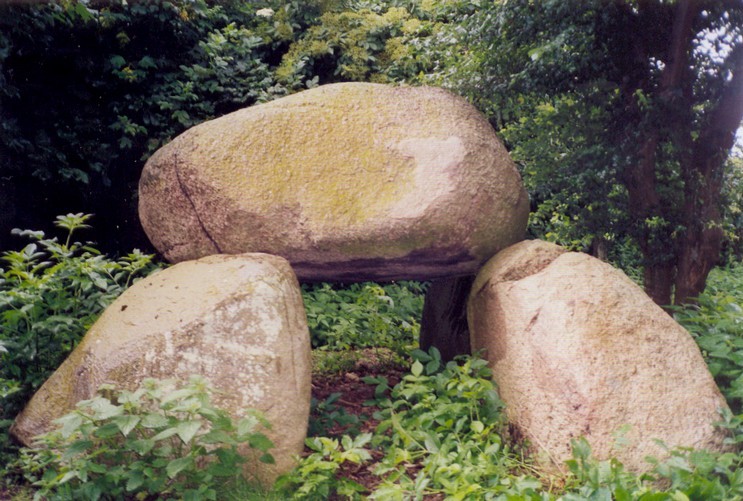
[141, 413, 169, 428]
[72, 2, 93, 22]
[110, 55, 126, 69]
[55, 412, 84, 438]
[62, 439, 93, 460]
[249, 433, 274, 452]
[411, 360, 423, 377]
[201, 430, 236, 445]
[166, 456, 194, 479]
[126, 471, 144, 491]
[112, 415, 140, 436]
[93, 422, 121, 438]
[470, 420, 484, 434]
[138, 56, 157, 69]
[129, 438, 155, 455]
[176, 420, 201, 444]
[86, 397, 122, 419]
[151, 427, 178, 441]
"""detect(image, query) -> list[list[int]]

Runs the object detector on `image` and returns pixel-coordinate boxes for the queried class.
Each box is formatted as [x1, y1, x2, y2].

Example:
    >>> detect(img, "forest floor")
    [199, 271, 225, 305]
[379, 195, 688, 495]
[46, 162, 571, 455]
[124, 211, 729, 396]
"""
[309, 349, 407, 499]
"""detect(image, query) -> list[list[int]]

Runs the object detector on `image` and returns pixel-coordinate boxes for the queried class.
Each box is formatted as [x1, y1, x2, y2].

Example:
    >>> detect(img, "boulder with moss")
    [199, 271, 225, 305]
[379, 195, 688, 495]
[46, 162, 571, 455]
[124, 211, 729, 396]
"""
[468, 240, 731, 474]
[11, 253, 311, 484]
[138, 82, 529, 281]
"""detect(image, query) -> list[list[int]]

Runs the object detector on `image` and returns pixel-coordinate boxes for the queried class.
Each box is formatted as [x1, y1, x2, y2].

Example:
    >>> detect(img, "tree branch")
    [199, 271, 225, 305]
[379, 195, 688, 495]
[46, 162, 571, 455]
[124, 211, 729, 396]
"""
[660, 0, 698, 91]
[697, 44, 743, 159]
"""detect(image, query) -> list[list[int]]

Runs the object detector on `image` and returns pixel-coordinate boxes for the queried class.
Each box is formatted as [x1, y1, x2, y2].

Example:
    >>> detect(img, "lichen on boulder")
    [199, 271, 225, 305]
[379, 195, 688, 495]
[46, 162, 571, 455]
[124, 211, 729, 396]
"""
[139, 82, 529, 281]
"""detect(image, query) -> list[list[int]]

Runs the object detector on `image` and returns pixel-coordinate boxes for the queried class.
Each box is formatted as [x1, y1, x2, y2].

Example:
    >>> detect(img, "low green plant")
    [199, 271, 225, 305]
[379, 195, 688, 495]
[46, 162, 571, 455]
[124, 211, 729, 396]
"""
[280, 342, 743, 500]
[308, 392, 362, 438]
[19, 376, 275, 501]
[275, 434, 372, 500]
[561, 437, 646, 500]
[560, 413, 743, 500]
[367, 348, 538, 499]
[301, 281, 426, 354]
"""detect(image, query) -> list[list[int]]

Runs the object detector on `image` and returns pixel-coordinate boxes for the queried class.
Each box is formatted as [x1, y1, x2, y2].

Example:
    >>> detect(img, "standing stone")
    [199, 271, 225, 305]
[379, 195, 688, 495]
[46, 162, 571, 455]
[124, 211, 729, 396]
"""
[11, 253, 311, 485]
[139, 82, 528, 282]
[468, 240, 731, 473]
[419, 275, 474, 362]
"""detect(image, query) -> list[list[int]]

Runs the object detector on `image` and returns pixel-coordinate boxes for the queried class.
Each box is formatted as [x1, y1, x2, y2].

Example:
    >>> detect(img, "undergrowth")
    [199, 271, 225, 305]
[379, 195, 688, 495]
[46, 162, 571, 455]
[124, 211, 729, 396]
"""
[18, 376, 275, 501]
[302, 281, 426, 354]
[673, 262, 743, 413]
[0, 214, 158, 468]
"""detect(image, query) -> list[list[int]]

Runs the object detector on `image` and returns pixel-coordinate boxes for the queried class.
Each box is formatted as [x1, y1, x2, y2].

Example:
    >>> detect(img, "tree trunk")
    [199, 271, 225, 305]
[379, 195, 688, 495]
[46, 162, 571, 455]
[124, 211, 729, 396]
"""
[419, 275, 474, 362]
[674, 40, 743, 304]
[624, 0, 696, 307]
[643, 261, 675, 307]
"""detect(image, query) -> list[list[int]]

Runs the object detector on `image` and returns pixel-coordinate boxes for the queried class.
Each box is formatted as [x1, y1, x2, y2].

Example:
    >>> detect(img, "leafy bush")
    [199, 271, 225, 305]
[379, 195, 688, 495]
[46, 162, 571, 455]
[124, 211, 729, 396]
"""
[19, 376, 274, 501]
[276, 349, 533, 499]
[301, 281, 426, 353]
[0, 214, 158, 461]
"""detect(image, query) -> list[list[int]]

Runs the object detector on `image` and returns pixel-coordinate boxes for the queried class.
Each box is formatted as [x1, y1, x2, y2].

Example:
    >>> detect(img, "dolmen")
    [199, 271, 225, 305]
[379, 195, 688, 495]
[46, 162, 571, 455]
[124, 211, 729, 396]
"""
[12, 83, 730, 481]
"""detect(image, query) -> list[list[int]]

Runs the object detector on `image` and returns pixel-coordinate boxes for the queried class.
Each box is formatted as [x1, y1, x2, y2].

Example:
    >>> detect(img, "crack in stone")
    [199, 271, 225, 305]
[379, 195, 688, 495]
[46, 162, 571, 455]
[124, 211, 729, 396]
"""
[172, 153, 223, 254]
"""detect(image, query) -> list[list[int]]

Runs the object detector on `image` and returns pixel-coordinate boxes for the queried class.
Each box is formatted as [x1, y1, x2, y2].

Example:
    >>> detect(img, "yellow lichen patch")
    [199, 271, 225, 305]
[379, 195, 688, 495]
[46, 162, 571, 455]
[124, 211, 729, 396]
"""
[175, 84, 453, 232]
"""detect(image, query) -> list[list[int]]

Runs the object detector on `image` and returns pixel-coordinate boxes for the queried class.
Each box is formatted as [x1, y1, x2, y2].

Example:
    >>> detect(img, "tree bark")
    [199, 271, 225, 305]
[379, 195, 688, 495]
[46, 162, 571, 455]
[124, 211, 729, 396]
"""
[625, 0, 743, 306]
[643, 261, 675, 307]
[674, 43, 743, 304]
[419, 275, 474, 362]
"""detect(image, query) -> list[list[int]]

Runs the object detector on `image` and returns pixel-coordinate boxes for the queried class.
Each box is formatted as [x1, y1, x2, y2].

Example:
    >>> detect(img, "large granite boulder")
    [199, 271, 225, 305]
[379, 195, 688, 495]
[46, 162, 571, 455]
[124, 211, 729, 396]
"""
[139, 83, 529, 281]
[468, 240, 731, 473]
[11, 253, 311, 484]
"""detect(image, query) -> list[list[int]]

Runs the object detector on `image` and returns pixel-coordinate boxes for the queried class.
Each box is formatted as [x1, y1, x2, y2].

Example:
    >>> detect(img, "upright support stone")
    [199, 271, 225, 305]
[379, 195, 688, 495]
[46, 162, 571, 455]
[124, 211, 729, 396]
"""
[419, 276, 474, 361]
[11, 253, 311, 485]
[468, 240, 731, 474]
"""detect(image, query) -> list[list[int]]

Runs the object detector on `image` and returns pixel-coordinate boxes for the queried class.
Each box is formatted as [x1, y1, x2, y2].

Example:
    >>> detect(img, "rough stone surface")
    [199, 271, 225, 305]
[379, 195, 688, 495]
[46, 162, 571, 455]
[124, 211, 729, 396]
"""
[11, 253, 311, 484]
[468, 240, 731, 473]
[139, 82, 529, 281]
